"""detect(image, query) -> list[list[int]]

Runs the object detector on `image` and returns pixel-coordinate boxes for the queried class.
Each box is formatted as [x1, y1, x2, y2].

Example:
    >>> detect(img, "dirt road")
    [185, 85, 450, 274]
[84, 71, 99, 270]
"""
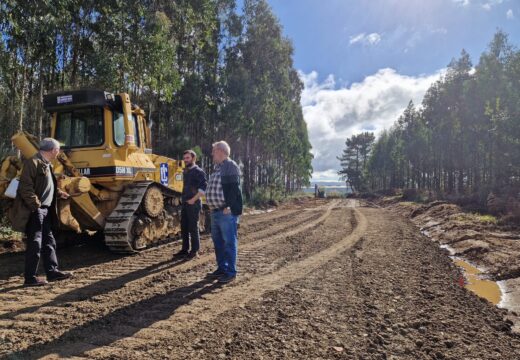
[1, 199, 519, 359]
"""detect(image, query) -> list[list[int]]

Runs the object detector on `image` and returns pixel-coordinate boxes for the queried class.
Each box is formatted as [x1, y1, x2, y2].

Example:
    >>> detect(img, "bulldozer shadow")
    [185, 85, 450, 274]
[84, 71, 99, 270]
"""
[7, 277, 222, 359]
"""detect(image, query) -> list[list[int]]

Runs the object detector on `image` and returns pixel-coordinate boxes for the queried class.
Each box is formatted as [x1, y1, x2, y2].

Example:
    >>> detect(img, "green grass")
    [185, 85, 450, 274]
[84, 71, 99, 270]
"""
[0, 226, 22, 241]
[453, 213, 498, 225]
[398, 201, 417, 207]
[385, 195, 402, 201]
[326, 191, 346, 199]
[473, 214, 498, 224]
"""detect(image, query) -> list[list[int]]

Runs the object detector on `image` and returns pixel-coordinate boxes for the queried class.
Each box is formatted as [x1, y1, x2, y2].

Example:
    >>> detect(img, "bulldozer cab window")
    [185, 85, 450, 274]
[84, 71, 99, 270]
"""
[55, 107, 104, 148]
[113, 111, 140, 147]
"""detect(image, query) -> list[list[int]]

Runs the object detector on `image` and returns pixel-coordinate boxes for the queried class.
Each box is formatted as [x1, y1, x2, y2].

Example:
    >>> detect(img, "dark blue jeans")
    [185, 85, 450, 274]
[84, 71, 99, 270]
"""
[211, 210, 238, 276]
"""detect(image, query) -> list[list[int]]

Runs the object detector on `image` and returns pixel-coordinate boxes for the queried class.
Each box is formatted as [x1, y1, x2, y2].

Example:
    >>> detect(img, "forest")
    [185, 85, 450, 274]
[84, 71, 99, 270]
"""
[0, 0, 313, 200]
[339, 31, 520, 210]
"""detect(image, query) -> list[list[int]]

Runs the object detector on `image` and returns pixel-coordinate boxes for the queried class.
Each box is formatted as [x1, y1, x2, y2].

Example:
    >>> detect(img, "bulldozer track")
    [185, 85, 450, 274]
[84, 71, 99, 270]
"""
[100, 206, 366, 355]
[0, 200, 354, 358]
[103, 182, 184, 253]
[103, 182, 151, 253]
[0, 202, 332, 306]
[0, 200, 337, 305]
[0, 200, 315, 289]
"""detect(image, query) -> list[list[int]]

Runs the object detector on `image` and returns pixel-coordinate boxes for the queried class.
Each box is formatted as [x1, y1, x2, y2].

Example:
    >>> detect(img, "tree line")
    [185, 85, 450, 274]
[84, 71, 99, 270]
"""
[0, 0, 313, 200]
[339, 31, 520, 205]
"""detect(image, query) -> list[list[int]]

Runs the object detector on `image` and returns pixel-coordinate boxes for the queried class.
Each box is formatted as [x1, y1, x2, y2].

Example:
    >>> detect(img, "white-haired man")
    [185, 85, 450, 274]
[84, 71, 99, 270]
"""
[10, 138, 72, 287]
[205, 141, 243, 283]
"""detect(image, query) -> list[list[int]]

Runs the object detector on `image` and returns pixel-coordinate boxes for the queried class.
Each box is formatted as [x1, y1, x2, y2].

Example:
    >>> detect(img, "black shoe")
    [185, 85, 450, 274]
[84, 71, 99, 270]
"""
[24, 277, 48, 287]
[206, 269, 225, 278]
[173, 250, 189, 259]
[218, 274, 236, 284]
[186, 251, 199, 260]
[47, 271, 73, 282]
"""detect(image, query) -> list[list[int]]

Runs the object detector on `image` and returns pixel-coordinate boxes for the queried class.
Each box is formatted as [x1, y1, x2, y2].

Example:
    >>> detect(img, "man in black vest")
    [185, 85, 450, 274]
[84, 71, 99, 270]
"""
[174, 150, 207, 260]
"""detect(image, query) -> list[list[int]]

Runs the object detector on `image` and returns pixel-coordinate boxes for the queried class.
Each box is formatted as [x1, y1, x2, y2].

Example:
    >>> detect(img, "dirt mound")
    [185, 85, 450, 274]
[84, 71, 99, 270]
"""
[386, 199, 520, 333]
[389, 200, 520, 279]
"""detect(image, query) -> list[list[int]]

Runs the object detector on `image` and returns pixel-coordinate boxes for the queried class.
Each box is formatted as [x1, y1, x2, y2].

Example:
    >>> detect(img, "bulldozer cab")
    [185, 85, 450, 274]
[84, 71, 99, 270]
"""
[45, 90, 150, 154]
[42, 90, 183, 193]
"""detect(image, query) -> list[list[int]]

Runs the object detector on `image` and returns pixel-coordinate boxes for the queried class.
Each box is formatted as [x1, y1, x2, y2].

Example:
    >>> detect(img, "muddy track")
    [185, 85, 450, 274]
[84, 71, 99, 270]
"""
[2, 199, 520, 359]
[0, 201, 331, 292]
[38, 206, 365, 359]
[0, 200, 340, 357]
[0, 204, 322, 286]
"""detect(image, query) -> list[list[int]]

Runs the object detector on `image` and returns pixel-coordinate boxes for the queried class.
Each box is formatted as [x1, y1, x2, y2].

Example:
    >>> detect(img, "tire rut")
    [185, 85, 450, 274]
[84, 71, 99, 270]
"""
[0, 204, 328, 308]
[15, 201, 364, 359]
[0, 200, 340, 357]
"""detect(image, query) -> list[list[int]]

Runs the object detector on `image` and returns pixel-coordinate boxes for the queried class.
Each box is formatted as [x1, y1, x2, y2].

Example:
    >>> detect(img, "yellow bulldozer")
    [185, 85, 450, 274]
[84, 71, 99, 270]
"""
[0, 89, 209, 253]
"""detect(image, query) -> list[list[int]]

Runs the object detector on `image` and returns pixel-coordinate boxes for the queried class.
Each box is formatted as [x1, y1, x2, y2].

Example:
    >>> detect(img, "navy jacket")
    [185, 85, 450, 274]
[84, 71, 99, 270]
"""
[182, 164, 207, 203]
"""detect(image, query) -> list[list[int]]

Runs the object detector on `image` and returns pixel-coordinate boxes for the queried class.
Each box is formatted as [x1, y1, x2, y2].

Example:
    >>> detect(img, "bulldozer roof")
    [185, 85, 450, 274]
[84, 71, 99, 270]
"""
[43, 89, 122, 113]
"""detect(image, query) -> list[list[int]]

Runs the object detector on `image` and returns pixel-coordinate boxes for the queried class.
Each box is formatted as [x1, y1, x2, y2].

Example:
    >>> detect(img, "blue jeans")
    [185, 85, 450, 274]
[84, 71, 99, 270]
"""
[211, 210, 239, 276]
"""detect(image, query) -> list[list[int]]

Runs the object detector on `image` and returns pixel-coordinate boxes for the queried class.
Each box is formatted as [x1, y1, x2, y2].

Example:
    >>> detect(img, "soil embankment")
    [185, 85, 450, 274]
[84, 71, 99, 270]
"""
[380, 198, 520, 332]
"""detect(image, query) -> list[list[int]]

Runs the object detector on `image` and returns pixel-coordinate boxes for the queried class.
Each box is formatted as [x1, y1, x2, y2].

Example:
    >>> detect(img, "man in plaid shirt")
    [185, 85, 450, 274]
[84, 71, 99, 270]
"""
[206, 141, 243, 283]
[205, 167, 226, 209]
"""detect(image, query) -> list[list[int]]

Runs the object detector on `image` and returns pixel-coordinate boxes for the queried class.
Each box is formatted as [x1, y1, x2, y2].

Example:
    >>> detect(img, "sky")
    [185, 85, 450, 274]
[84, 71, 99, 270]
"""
[267, 0, 520, 183]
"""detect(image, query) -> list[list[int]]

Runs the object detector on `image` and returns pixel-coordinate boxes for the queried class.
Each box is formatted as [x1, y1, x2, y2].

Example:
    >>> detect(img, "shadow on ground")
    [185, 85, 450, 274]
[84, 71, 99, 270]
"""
[0, 240, 123, 282]
[0, 256, 188, 319]
[6, 277, 221, 359]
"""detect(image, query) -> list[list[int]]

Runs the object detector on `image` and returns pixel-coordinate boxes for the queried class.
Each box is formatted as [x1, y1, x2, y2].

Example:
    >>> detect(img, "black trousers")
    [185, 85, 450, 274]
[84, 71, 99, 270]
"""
[24, 207, 59, 280]
[181, 202, 201, 253]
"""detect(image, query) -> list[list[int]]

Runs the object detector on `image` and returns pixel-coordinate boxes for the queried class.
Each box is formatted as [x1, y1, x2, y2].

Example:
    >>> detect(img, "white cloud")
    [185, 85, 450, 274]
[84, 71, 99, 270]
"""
[482, 0, 503, 10]
[453, 0, 471, 6]
[453, 0, 506, 9]
[430, 27, 448, 35]
[299, 69, 444, 181]
[507, 9, 514, 19]
[349, 32, 381, 46]
[384, 25, 447, 53]
[312, 170, 343, 183]
[405, 31, 423, 48]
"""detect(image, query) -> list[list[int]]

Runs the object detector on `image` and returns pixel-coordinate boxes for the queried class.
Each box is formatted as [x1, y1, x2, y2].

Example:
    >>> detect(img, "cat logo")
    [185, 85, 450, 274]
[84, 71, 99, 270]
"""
[160, 163, 169, 185]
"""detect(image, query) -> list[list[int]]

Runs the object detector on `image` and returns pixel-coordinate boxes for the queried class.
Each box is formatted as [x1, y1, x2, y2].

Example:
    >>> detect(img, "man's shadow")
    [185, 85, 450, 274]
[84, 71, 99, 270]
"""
[0, 239, 122, 283]
[0, 255, 189, 320]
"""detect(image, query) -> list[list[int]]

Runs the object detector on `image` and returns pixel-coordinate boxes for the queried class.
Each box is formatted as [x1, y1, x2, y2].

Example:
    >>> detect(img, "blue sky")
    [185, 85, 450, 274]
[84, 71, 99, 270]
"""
[265, 0, 520, 182]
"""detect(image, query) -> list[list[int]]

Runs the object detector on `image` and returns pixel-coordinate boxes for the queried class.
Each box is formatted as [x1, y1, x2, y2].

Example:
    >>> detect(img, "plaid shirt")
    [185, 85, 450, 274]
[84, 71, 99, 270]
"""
[205, 164, 226, 209]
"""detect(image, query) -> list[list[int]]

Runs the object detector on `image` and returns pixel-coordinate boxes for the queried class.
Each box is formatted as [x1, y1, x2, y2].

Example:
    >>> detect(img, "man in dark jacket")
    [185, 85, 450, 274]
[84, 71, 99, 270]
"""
[205, 141, 243, 283]
[9, 138, 72, 287]
[175, 150, 207, 260]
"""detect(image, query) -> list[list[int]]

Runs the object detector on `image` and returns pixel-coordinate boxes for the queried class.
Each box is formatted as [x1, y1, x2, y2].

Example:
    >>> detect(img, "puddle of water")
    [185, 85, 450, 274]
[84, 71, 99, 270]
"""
[454, 259, 502, 305]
